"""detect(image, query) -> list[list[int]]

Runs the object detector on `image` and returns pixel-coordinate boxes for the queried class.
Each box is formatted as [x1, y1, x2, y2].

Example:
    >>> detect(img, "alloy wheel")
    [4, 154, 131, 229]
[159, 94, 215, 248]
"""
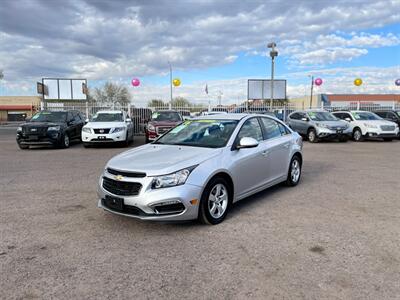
[291, 159, 301, 183]
[208, 183, 228, 219]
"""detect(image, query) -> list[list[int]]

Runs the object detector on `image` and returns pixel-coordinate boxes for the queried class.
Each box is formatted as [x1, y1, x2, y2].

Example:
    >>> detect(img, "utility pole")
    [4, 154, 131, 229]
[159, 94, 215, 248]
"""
[309, 75, 314, 109]
[0, 70, 3, 97]
[168, 61, 172, 109]
[267, 42, 278, 110]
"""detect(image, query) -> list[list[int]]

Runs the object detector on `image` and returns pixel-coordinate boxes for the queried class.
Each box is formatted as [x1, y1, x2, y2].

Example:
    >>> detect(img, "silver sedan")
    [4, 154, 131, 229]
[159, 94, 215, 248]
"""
[98, 114, 303, 224]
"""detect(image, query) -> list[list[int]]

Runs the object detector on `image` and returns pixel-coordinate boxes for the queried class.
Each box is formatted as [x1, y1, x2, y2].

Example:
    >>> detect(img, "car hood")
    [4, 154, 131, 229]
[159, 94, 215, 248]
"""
[22, 121, 64, 128]
[86, 121, 126, 129]
[359, 120, 397, 126]
[107, 144, 222, 176]
[314, 120, 348, 127]
[148, 121, 181, 127]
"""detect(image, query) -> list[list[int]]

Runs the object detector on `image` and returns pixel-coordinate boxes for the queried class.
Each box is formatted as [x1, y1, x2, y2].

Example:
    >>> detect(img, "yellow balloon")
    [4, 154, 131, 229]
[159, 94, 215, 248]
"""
[173, 78, 181, 87]
[354, 78, 363, 86]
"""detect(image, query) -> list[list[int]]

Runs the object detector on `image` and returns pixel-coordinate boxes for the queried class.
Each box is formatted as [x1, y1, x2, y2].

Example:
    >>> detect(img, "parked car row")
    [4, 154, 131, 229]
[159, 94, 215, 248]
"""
[16, 110, 135, 149]
[286, 109, 399, 142]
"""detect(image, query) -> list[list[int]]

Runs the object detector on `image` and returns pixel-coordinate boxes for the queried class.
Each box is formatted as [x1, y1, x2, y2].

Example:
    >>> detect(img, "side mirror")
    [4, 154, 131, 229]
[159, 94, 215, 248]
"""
[345, 118, 351, 122]
[301, 117, 309, 122]
[85, 118, 89, 124]
[126, 118, 132, 123]
[237, 137, 259, 149]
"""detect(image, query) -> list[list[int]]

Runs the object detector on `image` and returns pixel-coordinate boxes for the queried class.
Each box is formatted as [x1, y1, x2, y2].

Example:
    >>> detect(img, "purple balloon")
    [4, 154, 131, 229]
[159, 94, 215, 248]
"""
[395, 79, 400, 86]
[131, 78, 140, 87]
[314, 78, 323, 86]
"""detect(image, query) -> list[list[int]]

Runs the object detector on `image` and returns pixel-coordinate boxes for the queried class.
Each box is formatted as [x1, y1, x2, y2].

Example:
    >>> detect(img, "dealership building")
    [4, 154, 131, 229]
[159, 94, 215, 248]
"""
[289, 94, 400, 109]
[0, 96, 41, 122]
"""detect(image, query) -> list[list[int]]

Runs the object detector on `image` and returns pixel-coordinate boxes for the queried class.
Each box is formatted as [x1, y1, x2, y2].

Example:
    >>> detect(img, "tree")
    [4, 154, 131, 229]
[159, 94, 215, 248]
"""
[171, 96, 191, 107]
[148, 99, 167, 107]
[92, 82, 131, 106]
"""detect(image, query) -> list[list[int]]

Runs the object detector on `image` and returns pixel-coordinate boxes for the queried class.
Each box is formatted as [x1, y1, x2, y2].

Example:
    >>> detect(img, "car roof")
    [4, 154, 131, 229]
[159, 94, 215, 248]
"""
[194, 113, 275, 121]
[96, 110, 124, 114]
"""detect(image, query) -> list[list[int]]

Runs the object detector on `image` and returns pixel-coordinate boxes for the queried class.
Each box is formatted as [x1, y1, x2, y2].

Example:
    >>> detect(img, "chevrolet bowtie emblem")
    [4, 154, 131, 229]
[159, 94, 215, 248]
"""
[114, 175, 124, 181]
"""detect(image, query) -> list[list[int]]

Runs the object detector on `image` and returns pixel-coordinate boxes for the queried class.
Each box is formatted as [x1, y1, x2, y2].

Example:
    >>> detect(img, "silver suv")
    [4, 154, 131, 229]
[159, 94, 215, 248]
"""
[287, 110, 352, 143]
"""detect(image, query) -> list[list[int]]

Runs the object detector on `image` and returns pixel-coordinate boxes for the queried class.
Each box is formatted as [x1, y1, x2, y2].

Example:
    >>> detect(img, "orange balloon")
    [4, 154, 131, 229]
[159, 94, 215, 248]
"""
[354, 78, 363, 86]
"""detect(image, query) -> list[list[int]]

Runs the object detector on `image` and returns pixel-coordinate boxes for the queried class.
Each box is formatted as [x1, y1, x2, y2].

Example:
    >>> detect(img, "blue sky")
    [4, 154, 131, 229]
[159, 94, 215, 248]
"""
[0, 0, 399, 104]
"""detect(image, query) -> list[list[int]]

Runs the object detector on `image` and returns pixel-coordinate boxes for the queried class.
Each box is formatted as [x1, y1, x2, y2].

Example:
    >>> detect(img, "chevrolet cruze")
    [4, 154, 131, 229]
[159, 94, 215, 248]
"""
[98, 114, 303, 224]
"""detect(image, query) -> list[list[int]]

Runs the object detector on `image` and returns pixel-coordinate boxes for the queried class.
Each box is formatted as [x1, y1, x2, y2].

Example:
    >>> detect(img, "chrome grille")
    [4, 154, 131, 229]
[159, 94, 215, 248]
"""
[102, 177, 142, 196]
[380, 125, 395, 131]
[94, 128, 111, 134]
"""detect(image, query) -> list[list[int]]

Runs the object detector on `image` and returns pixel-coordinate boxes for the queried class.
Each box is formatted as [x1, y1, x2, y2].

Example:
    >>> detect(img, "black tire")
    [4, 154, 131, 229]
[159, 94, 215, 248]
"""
[339, 136, 349, 142]
[198, 177, 231, 225]
[145, 136, 150, 143]
[352, 128, 363, 142]
[18, 143, 29, 149]
[60, 133, 70, 148]
[383, 138, 393, 142]
[307, 128, 318, 143]
[286, 155, 302, 187]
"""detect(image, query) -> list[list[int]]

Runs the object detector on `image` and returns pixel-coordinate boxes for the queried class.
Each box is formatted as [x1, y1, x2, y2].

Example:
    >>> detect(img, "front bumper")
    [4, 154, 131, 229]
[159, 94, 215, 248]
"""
[316, 127, 352, 139]
[16, 132, 61, 146]
[364, 127, 399, 139]
[82, 130, 126, 143]
[97, 174, 202, 221]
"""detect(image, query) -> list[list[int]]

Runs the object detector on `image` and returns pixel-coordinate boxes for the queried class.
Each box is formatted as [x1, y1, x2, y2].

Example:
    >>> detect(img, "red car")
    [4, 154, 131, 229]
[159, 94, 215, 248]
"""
[145, 110, 183, 142]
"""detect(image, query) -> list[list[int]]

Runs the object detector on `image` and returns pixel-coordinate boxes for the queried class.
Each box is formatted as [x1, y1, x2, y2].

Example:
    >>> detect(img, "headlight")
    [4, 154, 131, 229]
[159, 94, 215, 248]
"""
[148, 124, 156, 131]
[82, 127, 92, 133]
[17, 126, 22, 132]
[111, 127, 125, 133]
[364, 123, 377, 128]
[151, 166, 197, 189]
[47, 126, 60, 131]
[316, 123, 329, 129]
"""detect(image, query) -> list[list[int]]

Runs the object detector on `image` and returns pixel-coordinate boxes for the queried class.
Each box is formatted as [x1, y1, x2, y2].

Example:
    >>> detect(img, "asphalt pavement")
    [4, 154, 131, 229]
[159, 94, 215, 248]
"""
[0, 127, 399, 299]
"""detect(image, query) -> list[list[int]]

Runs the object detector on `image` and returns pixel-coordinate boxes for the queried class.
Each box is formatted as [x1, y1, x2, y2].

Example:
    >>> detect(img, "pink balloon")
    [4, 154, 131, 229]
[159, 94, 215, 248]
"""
[131, 78, 140, 87]
[314, 78, 323, 86]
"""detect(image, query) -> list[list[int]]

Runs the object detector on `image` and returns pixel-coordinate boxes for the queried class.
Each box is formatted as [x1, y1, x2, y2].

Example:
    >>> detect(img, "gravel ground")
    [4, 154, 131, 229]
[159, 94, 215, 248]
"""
[1, 127, 399, 300]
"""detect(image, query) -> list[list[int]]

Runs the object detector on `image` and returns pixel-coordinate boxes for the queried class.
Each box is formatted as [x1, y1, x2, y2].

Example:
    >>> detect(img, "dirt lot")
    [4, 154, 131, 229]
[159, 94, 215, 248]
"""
[1, 127, 399, 300]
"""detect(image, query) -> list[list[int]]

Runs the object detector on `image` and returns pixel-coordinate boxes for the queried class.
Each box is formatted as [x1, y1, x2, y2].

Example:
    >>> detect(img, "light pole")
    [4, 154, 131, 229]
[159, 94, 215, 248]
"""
[168, 61, 173, 109]
[0, 70, 4, 96]
[267, 42, 278, 110]
[309, 75, 314, 109]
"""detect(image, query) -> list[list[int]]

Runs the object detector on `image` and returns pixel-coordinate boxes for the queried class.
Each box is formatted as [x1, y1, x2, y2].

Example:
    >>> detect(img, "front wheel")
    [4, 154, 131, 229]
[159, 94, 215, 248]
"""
[286, 155, 302, 186]
[308, 129, 318, 143]
[353, 129, 363, 142]
[198, 178, 231, 225]
[60, 133, 70, 148]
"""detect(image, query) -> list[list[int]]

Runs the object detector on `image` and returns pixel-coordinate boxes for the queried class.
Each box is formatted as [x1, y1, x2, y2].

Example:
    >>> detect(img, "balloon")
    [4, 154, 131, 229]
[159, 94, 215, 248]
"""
[314, 78, 323, 86]
[395, 79, 400, 86]
[354, 78, 362, 86]
[172, 78, 181, 87]
[131, 78, 140, 87]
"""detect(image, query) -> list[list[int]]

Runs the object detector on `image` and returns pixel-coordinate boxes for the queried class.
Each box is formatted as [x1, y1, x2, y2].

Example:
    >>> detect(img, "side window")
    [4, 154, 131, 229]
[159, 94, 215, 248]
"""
[236, 118, 263, 142]
[375, 111, 386, 118]
[344, 113, 353, 120]
[73, 112, 81, 122]
[290, 113, 300, 120]
[334, 113, 344, 120]
[260, 118, 283, 140]
[67, 112, 74, 122]
[278, 122, 290, 135]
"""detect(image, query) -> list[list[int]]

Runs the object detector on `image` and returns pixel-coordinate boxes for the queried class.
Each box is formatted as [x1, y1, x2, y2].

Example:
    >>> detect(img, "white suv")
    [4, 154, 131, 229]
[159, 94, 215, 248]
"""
[332, 111, 399, 142]
[82, 110, 134, 147]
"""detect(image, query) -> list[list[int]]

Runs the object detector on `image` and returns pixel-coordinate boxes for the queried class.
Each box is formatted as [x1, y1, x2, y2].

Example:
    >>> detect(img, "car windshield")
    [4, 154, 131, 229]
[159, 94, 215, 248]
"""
[352, 112, 381, 120]
[154, 119, 239, 148]
[31, 111, 67, 122]
[308, 111, 337, 121]
[151, 111, 181, 122]
[91, 113, 123, 122]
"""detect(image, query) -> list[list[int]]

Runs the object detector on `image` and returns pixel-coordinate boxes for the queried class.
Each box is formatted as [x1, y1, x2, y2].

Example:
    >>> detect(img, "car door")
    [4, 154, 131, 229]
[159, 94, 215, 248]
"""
[229, 117, 267, 198]
[66, 111, 76, 138]
[259, 117, 292, 182]
[287, 112, 302, 133]
[296, 112, 309, 135]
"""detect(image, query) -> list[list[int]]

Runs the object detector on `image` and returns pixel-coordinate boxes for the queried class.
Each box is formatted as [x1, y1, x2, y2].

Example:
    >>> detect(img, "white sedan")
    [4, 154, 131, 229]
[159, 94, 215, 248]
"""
[332, 111, 399, 141]
[82, 110, 134, 147]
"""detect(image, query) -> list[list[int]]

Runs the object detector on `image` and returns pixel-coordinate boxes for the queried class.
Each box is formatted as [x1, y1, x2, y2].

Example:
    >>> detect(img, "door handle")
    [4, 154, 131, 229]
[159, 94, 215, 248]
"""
[261, 150, 269, 157]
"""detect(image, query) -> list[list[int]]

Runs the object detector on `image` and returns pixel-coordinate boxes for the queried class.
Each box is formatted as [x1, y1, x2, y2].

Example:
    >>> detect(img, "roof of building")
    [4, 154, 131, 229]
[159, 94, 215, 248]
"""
[325, 94, 400, 102]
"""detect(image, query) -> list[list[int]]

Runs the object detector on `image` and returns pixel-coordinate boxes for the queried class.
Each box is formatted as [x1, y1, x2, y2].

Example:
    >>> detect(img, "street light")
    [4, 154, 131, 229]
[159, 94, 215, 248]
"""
[168, 61, 173, 106]
[309, 75, 314, 109]
[267, 42, 278, 109]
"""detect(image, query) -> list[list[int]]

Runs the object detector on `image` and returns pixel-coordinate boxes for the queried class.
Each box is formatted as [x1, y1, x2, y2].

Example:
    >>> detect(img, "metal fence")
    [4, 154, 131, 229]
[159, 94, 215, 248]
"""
[42, 102, 400, 135]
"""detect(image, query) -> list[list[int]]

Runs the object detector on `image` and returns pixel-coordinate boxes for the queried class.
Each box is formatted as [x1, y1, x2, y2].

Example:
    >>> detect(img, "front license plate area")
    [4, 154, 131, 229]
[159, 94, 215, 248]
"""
[336, 130, 343, 134]
[98, 136, 106, 140]
[104, 195, 124, 211]
[28, 135, 39, 141]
